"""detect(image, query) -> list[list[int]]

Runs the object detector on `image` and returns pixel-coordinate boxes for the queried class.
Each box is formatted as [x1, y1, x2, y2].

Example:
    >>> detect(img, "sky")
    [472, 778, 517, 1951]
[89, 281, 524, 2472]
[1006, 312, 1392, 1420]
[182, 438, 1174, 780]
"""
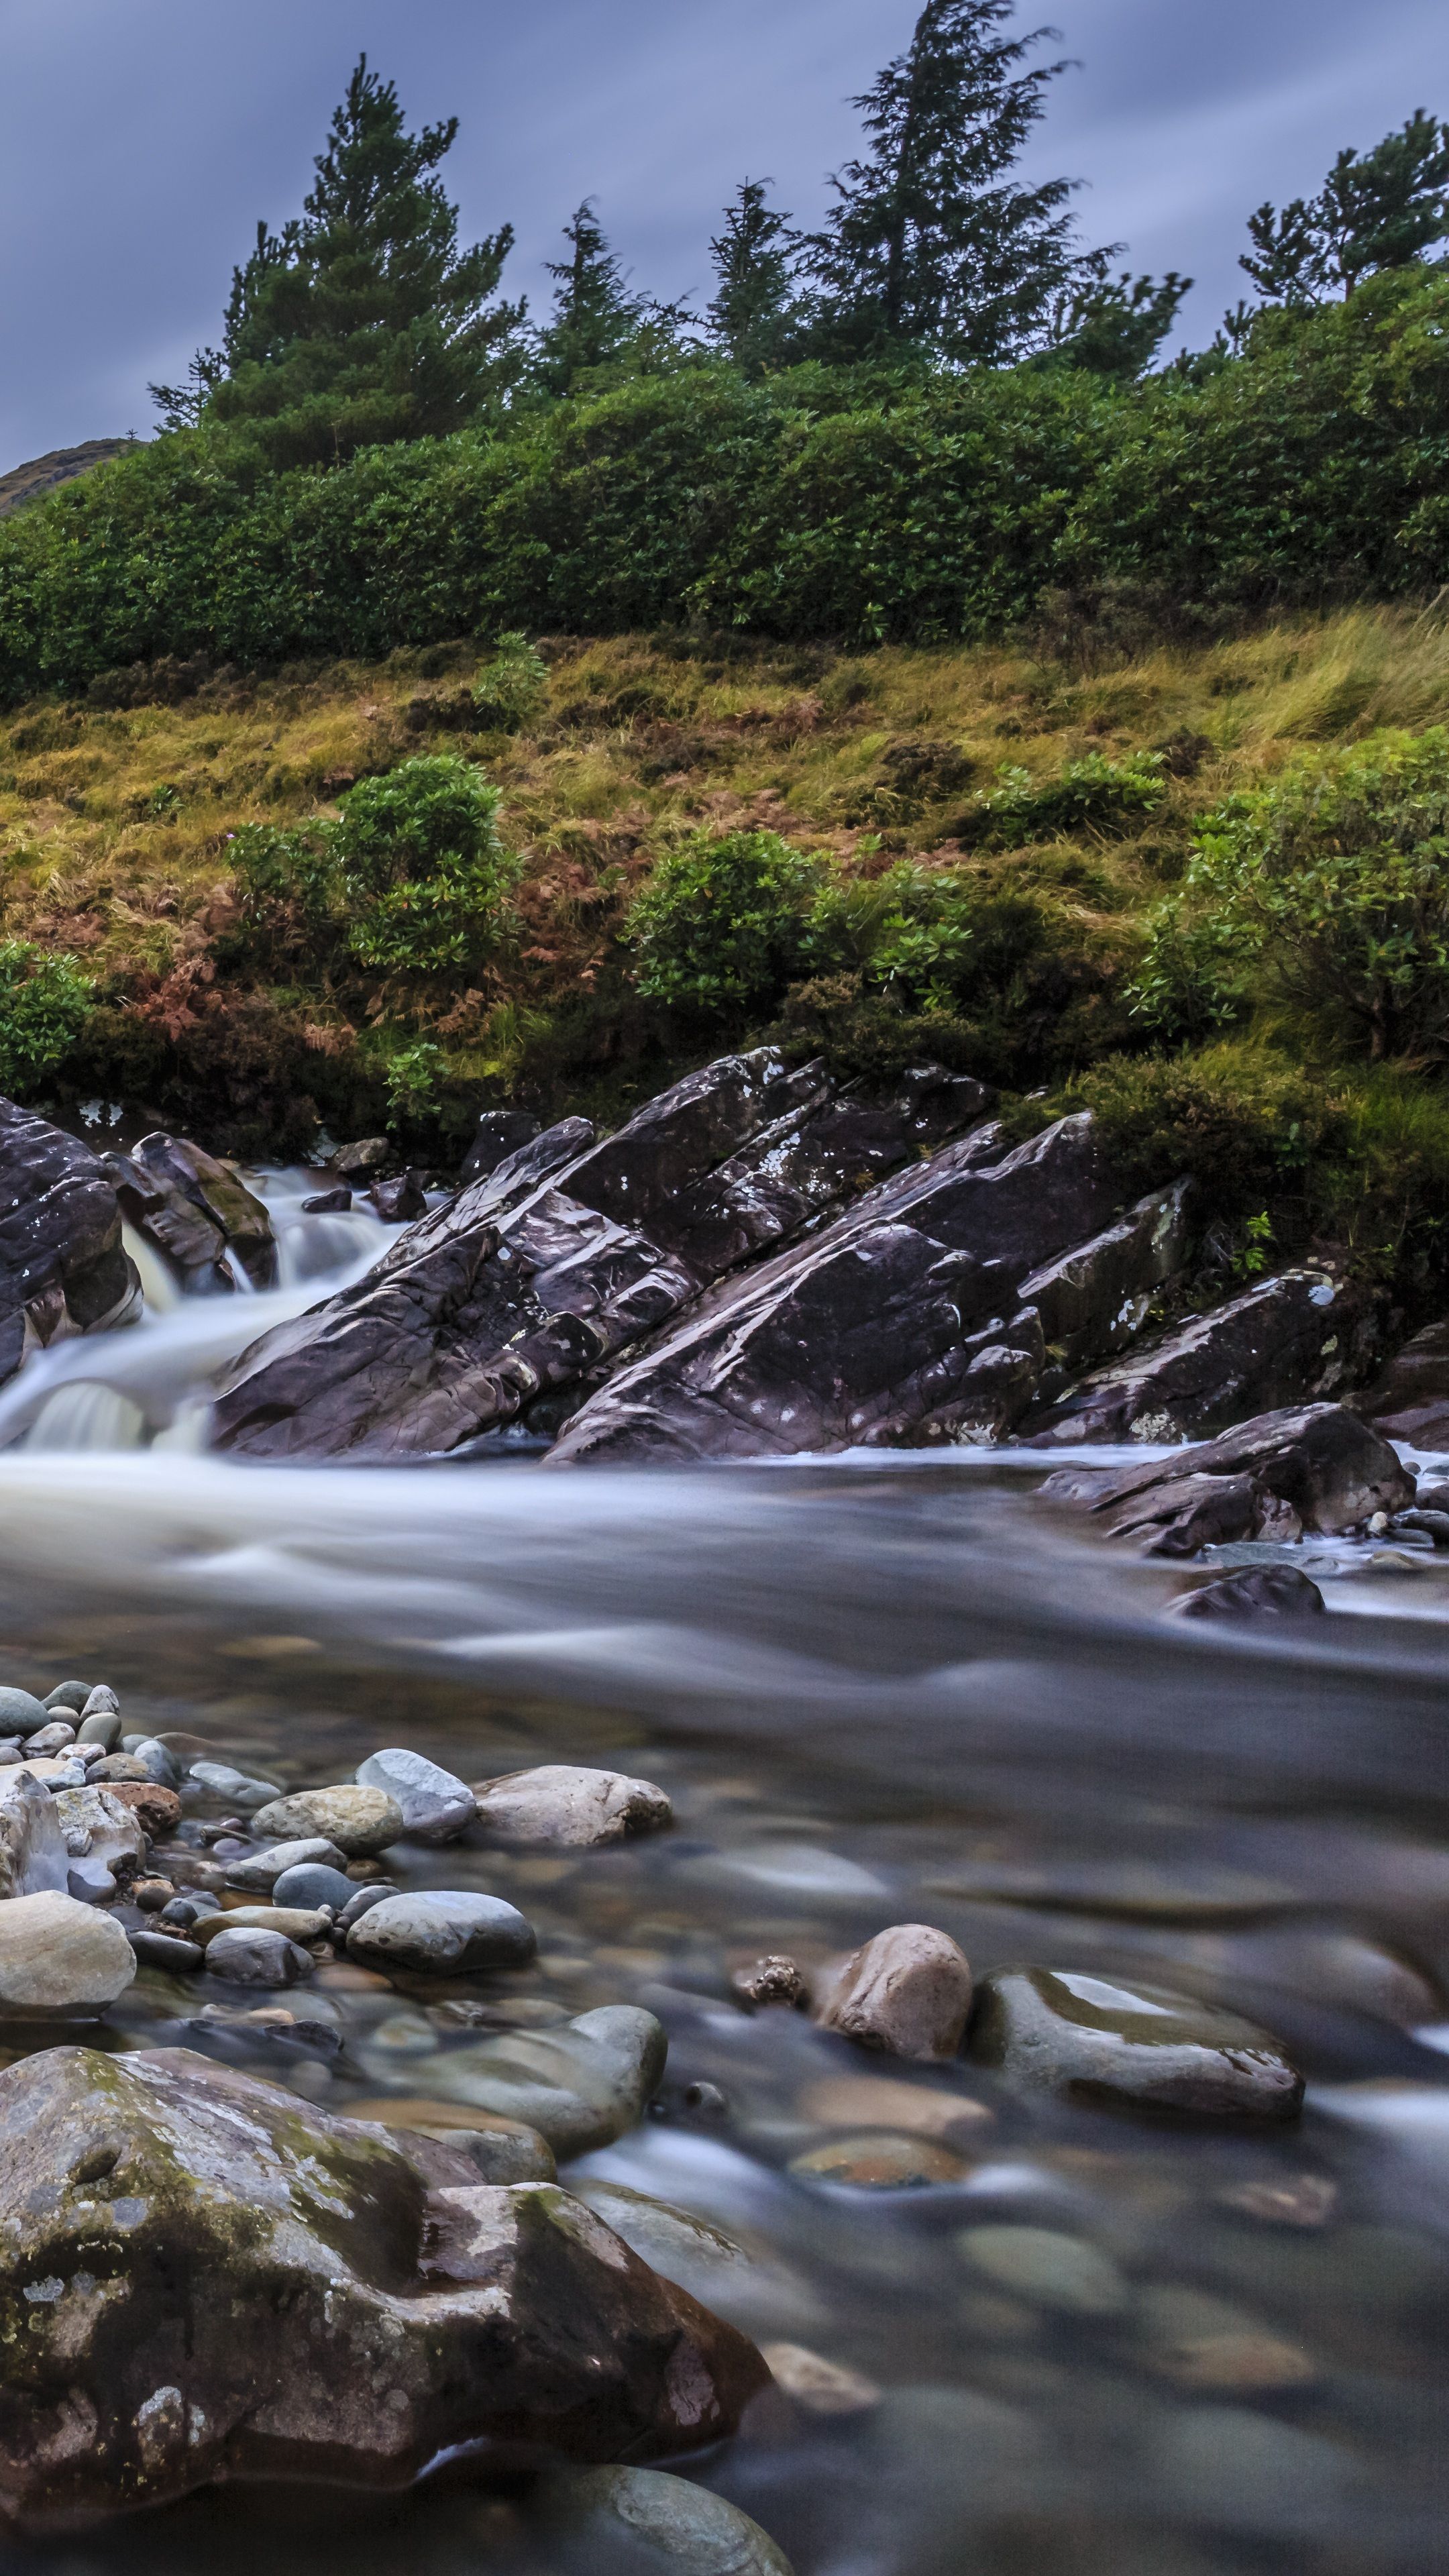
[1, 0, 1446, 466]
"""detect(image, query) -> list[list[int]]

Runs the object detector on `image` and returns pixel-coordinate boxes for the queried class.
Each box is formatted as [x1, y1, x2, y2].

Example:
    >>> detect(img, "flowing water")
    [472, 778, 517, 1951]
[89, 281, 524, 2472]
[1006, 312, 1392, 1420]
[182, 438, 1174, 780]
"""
[1, 1177, 1448, 2575]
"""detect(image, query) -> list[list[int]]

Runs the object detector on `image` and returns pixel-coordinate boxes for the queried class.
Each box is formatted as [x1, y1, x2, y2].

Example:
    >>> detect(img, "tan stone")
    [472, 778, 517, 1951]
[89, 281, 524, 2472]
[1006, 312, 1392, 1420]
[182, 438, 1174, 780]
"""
[762, 2341, 879, 2416]
[250, 1785, 405, 1856]
[472, 1765, 672, 1847]
[814, 1924, 972, 2061]
[799, 2074, 991, 2140]
[0, 1890, 136, 2015]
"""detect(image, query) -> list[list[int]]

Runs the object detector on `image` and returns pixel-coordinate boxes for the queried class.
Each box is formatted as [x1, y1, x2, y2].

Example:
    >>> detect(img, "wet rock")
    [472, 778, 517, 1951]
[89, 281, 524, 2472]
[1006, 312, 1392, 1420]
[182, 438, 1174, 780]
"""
[356, 1746, 476, 1843]
[411, 2003, 668, 2157]
[92, 1753, 157, 1784]
[370, 1169, 428, 1223]
[226, 1835, 347, 1892]
[345, 2096, 556, 2181]
[1216, 2173, 1338, 2229]
[75, 1707, 122, 1750]
[761, 2341, 879, 2417]
[0, 1889, 136, 2015]
[205, 1926, 313, 1986]
[1352, 1317, 1449, 1447]
[129, 1928, 205, 1974]
[127, 1735, 182, 1785]
[798, 2075, 991, 2142]
[0, 2045, 768, 2518]
[462, 1108, 541, 1184]
[1040, 1403, 1411, 1556]
[194, 1904, 330, 1947]
[472, 1764, 672, 1847]
[0, 1687, 50, 1738]
[1026, 1269, 1361, 1444]
[1134, 2285, 1315, 2389]
[1171, 1565, 1327, 1620]
[550, 1112, 1122, 1462]
[543, 2467, 794, 2575]
[337, 1882, 394, 1931]
[346, 1890, 536, 1975]
[1017, 1180, 1192, 1374]
[955, 2225, 1128, 2314]
[301, 1185, 351, 1215]
[250, 1784, 405, 1856]
[969, 1966, 1304, 2121]
[788, 2133, 971, 2188]
[103, 1780, 182, 1838]
[52, 1784, 146, 1888]
[732, 1955, 806, 2008]
[0, 1097, 141, 1385]
[105, 1130, 274, 1293]
[1147, 2404, 1363, 2540]
[328, 1135, 392, 1178]
[0, 1769, 69, 1900]
[813, 1925, 972, 2061]
[187, 1758, 282, 1807]
[272, 1860, 355, 1910]
[43, 1680, 91, 1715]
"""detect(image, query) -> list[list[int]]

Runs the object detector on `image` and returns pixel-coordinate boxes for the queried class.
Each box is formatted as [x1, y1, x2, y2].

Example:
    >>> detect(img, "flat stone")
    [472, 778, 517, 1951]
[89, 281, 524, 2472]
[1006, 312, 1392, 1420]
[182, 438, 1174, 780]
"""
[955, 2224, 1128, 2314]
[205, 1927, 313, 1987]
[272, 1861, 355, 1911]
[23, 1721, 75, 1757]
[1171, 1566, 1327, 1621]
[0, 1889, 136, 2015]
[969, 1966, 1304, 2121]
[225, 1835, 346, 1890]
[0, 1768, 69, 1900]
[193, 1905, 329, 1947]
[130, 1929, 204, 1974]
[543, 2467, 794, 2574]
[346, 1891, 536, 1975]
[250, 1785, 405, 1856]
[788, 2133, 970, 2189]
[798, 2075, 991, 2141]
[188, 1760, 282, 1809]
[412, 2004, 667, 2157]
[472, 1764, 672, 1847]
[813, 1925, 971, 2061]
[356, 1747, 476, 1843]
[761, 2341, 880, 2417]
[75, 1709, 123, 1750]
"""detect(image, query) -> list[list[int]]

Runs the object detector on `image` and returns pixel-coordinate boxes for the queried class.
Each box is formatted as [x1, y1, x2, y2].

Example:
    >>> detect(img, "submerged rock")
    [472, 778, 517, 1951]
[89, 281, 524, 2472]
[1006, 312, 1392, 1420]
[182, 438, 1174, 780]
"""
[356, 1746, 476, 1843]
[226, 1835, 346, 1892]
[472, 1764, 672, 1847]
[345, 1890, 536, 1974]
[410, 2003, 669, 2157]
[813, 1925, 972, 2061]
[0, 1098, 140, 1385]
[1025, 1269, 1360, 1444]
[204, 1926, 313, 1987]
[250, 1784, 404, 1856]
[0, 2046, 768, 2520]
[1040, 1403, 1411, 1555]
[105, 1131, 274, 1293]
[969, 1965, 1304, 2121]
[788, 2133, 971, 2188]
[1171, 1565, 1328, 1621]
[0, 1890, 136, 2015]
[543, 2466, 794, 2575]
[955, 2224, 1128, 2314]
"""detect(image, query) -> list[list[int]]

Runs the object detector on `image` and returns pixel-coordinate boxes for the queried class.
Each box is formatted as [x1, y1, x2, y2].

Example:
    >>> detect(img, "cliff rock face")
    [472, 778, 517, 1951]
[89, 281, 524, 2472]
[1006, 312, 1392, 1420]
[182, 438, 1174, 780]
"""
[0, 1099, 140, 1383]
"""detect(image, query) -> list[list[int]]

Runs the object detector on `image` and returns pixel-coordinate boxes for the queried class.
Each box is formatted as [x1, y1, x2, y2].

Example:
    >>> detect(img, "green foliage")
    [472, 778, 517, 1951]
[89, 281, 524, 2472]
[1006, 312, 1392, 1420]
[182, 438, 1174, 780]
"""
[471, 631, 549, 732]
[0, 943, 93, 1095]
[532, 202, 687, 396]
[976, 749, 1165, 845]
[1133, 727, 1449, 1057]
[329, 755, 520, 974]
[227, 820, 341, 971]
[1063, 1042, 1332, 1220]
[384, 1037, 442, 1129]
[708, 181, 806, 374]
[1044, 256, 1192, 380]
[625, 829, 822, 1014]
[806, 862, 976, 1009]
[1240, 109, 1449, 311]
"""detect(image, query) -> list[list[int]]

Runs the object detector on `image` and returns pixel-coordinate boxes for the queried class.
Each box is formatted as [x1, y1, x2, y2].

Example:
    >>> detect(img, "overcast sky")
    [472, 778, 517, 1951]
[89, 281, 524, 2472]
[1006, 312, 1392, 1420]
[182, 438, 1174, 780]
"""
[1, 0, 1446, 466]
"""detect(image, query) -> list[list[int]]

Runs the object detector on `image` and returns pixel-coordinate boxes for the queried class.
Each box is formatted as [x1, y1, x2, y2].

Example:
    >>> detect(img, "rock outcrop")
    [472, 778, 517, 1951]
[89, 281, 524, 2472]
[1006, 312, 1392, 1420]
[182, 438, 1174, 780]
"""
[211, 1053, 989, 1459]
[105, 1133, 274, 1293]
[0, 2045, 767, 2520]
[0, 1100, 140, 1383]
[1352, 1319, 1449, 1448]
[1040, 1403, 1412, 1554]
[1024, 1269, 1362, 1444]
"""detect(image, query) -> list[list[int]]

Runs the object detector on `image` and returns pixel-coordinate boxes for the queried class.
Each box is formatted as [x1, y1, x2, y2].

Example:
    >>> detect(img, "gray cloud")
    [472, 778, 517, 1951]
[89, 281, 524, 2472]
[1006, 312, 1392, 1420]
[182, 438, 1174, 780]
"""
[0, 0, 1445, 465]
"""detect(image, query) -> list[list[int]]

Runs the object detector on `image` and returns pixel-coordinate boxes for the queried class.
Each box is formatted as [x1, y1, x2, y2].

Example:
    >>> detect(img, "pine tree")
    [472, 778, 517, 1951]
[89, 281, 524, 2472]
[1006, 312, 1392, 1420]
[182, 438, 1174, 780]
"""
[532, 202, 690, 394]
[150, 58, 522, 464]
[1045, 254, 1191, 377]
[1241, 110, 1449, 309]
[804, 0, 1091, 364]
[708, 179, 802, 371]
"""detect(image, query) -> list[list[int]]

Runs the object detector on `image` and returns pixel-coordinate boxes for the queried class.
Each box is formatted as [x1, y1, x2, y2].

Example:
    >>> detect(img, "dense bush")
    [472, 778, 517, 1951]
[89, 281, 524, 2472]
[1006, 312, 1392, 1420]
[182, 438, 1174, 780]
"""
[625, 829, 822, 1014]
[331, 756, 519, 974]
[0, 943, 93, 1095]
[1133, 727, 1449, 1056]
[472, 631, 549, 731]
[973, 750, 1165, 846]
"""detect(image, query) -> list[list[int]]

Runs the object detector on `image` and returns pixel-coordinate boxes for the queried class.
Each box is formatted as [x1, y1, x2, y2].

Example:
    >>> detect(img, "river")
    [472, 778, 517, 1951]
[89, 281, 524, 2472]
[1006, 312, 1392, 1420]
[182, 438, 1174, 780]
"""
[0, 1174, 1446, 2574]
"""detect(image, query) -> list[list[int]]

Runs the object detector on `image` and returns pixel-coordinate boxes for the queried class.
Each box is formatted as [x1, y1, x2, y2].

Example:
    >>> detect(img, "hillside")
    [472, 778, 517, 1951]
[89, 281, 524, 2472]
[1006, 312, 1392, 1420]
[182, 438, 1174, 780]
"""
[0, 439, 141, 519]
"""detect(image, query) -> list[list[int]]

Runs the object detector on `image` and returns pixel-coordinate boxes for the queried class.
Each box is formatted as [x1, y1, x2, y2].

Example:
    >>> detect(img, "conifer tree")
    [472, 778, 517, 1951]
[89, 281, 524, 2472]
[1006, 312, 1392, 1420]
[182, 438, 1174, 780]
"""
[150, 58, 522, 463]
[532, 202, 690, 394]
[1045, 253, 1191, 377]
[804, 0, 1091, 364]
[708, 179, 802, 371]
[1240, 110, 1449, 307]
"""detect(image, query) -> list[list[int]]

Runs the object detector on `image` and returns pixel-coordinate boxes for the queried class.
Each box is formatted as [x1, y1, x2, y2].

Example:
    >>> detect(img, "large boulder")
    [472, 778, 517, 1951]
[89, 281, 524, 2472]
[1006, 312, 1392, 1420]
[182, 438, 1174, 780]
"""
[0, 1769, 69, 1901]
[1017, 1179, 1191, 1375]
[1024, 1270, 1360, 1444]
[0, 1099, 140, 1382]
[399, 2003, 669, 2158]
[1351, 1319, 1449, 1448]
[104, 1132, 274, 1293]
[211, 1053, 987, 1460]
[1039, 1402, 1412, 1554]
[549, 1114, 1123, 1462]
[0, 2046, 767, 2520]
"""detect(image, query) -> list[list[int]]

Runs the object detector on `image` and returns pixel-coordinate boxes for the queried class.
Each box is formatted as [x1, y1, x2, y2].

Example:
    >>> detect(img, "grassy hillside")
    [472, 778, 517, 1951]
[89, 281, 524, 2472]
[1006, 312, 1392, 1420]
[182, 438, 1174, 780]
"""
[2, 604, 1449, 1331]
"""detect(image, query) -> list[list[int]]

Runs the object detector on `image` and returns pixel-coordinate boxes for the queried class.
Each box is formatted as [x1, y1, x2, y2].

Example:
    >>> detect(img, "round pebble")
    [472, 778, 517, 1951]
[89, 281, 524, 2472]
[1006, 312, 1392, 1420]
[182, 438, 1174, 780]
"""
[42, 1682, 92, 1715]
[205, 1927, 314, 1988]
[272, 1862, 356, 1912]
[129, 1928, 204, 1974]
[346, 1890, 536, 1974]
[788, 2132, 971, 2189]
[954, 2226, 1128, 2315]
[0, 1688, 51, 1737]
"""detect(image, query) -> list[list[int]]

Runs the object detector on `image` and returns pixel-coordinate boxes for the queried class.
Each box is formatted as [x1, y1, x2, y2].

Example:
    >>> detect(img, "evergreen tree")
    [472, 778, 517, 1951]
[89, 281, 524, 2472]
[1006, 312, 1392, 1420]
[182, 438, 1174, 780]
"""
[1044, 253, 1191, 377]
[708, 179, 803, 370]
[1241, 110, 1449, 309]
[803, 0, 1092, 364]
[150, 58, 522, 464]
[532, 202, 690, 394]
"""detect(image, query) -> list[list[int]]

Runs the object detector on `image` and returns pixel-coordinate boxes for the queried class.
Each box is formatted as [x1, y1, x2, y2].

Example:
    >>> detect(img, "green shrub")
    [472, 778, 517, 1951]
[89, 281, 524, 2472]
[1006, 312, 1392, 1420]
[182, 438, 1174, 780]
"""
[0, 943, 93, 1095]
[1132, 727, 1449, 1056]
[472, 631, 549, 732]
[625, 829, 822, 1014]
[1063, 1042, 1334, 1218]
[384, 1038, 443, 1131]
[227, 821, 341, 972]
[330, 756, 520, 975]
[974, 750, 1165, 847]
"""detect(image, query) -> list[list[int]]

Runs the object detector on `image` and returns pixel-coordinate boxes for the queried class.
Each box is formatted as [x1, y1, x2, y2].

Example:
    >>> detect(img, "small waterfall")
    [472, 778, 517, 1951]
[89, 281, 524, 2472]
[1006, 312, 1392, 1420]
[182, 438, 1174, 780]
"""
[23, 1382, 148, 1451]
[121, 1221, 180, 1313]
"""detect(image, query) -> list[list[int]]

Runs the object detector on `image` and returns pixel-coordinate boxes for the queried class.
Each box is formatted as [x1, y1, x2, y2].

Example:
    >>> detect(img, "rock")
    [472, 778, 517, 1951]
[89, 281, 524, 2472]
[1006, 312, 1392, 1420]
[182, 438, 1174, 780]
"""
[22, 1721, 74, 1757]
[1024, 1270, 1362, 1444]
[0, 2046, 768, 2517]
[346, 2098, 557, 2182]
[131, 1877, 175, 1910]
[329, 1135, 392, 1178]
[1039, 1404, 1412, 1556]
[1171, 1566, 1328, 1621]
[193, 1905, 330, 1947]
[955, 2225, 1128, 2315]
[127, 1735, 182, 1786]
[226, 1835, 347, 1891]
[788, 2133, 970, 2188]
[410, 2004, 668, 2157]
[1134, 2286, 1315, 2389]
[472, 1764, 672, 1847]
[337, 1882, 394, 1931]
[0, 1889, 136, 2014]
[1352, 1318, 1449, 1446]
[91, 1754, 152, 1784]
[205, 1927, 313, 1986]
[80, 1684, 119, 1719]
[250, 1785, 405, 1856]
[104, 1130, 275, 1293]
[212, 1053, 987, 1461]
[356, 1746, 476, 1843]
[813, 1925, 972, 2061]
[0, 1097, 140, 1385]
[732, 1955, 806, 2008]
[798, 2076, 991, 2142]
[549, 1112, 1122, 1462]
[272, 1861, 355, 1910]
[0, 1686, 50, 1738]
[75, 1707, 122, 1750]
[0, 1768, 69, 1900]
[462, 1108, 541, 1183]
[103, 1780, 182, 1838]
[301, 1185, 351, 1214]
[1016, 1181, 1192, 1374]
[543, 2467, 794, 2574]
[968, 1966, 1304, 2121]
[52, 1784, 146, 1887]
[346, 1890, 536, 1975]
[1215, 2174, 1338, 2229]
[187, 1758, 282, 1807]
[761, 2342, 879, 2418]
[129, 1928, 205, 1974]
[370, 1169, 429, 1223]
[42, 1680, 91, 1715]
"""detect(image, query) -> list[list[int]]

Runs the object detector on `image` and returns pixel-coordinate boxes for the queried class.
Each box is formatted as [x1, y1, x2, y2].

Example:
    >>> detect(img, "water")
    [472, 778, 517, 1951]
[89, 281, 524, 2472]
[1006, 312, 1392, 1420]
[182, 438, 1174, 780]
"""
[1, 1181, 1448, 2573]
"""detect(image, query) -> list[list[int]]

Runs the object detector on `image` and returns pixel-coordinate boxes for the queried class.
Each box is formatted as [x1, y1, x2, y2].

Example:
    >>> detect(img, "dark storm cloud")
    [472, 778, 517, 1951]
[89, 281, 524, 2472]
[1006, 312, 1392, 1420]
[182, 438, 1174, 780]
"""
[1, 0, 1446, 465]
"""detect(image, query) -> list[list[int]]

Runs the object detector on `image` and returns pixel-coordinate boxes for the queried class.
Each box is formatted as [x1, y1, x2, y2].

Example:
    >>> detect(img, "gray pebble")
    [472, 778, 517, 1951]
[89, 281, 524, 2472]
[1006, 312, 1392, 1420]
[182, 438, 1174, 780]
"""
[273, 1862, 356, 1911]
[188, 1760, 283, 1809]
[43, 1682, 92, 1715]
[75, 1710, 123, 1750]
[129, 1929, 204, 1974]
[356, 1746, 476, 1844]
[23, 1721, 75, 1757]
[82, 1687, 120, 1720]
[225, 1836, 346, 1892]
[346, 1890, 535, 1974]
[158, 1898, 203, 1929]
[335, 1883, 394, 1932]
[205, 1927, 313, 1987]
[127, 1737, 182, 1787]
[0, 1687, 52, 1737]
